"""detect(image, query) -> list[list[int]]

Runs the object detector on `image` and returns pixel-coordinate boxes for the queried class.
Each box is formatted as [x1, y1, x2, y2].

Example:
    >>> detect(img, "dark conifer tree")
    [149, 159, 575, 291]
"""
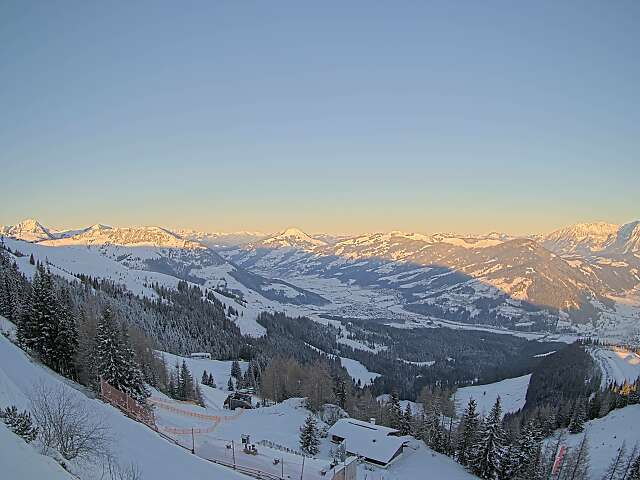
[471, 397, 506, 479]
[568, 400, 586, 434]
[457, 398, 480, 467]
[95, 307, 148, 402]
[388, 390, 402, 430]
[231, 360, 242, 380]
[400, 403, 412, 436]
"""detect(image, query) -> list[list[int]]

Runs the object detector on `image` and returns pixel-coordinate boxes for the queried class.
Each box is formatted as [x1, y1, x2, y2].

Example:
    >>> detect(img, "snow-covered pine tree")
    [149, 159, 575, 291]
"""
[195, 382, 205, 407]
[471, 396, 507, 479]
[299, 414, 320, 456]
[501, 418, 543, 480]
[179, 360, 194, 400]
[400, 403, 412, 436]
[209, 372, 216, 388]
[457, 398, 480, 466]
[119, 324, 150, 402]
[628, 381, 640, 406]
[95, 307, 148, 402]
[202, 369, 209, 385]
[227, 377, 234, 391]
[18, 265, 49, 353]
[388, 390, 402, 430]
[1, 406, 38, 443]
[334, 377, 347, 409]
[421, 396, 444, 451]
[52, 287, 78, 378]
[231, 360, 242, 380]
[568, 400, 586, 434]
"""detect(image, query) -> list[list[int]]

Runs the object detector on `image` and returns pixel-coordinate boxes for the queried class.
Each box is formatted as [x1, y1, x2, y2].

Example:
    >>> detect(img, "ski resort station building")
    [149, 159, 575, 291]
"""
[327, 418, 409, 468]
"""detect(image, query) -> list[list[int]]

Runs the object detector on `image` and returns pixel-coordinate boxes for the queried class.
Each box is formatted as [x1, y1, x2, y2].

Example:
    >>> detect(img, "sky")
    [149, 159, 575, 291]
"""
[1, 1, 638, 235]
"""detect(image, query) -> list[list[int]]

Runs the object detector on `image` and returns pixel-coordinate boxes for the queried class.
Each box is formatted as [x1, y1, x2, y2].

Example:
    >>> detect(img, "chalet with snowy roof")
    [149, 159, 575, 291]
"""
[327, 418, 408, 468]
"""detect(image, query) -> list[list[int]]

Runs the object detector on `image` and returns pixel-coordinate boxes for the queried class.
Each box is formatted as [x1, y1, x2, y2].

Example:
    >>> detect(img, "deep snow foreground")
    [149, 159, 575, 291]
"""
[454, 374, 531, 418]
[0, 319, 247, 480]
[0, 423, 74, 480]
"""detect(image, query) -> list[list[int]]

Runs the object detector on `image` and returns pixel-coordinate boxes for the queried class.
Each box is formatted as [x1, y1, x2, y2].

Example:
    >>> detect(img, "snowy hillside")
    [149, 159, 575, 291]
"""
[0, 318, 248, 480]
[558, 405, 640, 479]
[1, 231, 327, 337]
[4, 217, 640, 340]
[226, 222, 640, 338]
[540, 222, 620, 256]
[0, 322, 478, 480]
[589, 346, 640, 387]
[454, 374, 532, 418]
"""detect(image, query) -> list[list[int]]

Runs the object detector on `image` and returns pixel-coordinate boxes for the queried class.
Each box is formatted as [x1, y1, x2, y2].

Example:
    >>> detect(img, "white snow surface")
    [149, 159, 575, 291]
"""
[455, 374, 532, 418]
[590, 346, 640, 387]
[339, 357, 381, 385]
[555, 405, 640, 480]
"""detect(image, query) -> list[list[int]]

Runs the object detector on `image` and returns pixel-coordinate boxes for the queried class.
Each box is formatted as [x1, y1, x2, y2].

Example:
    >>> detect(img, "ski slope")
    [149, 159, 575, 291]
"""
[339, 357, 381, 385]
[590, 347, 640, 387]
[454, 374, 531, 418]
[0, 318, 247, 480]
[558, 405, 640, 480]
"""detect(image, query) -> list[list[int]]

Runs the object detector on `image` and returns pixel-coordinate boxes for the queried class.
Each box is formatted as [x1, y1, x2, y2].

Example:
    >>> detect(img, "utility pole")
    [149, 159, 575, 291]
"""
[281, 457, 284, 479]
[300, 455, 305, 480]
[191, 428, 195, 454]
[232, 440, 236, 469]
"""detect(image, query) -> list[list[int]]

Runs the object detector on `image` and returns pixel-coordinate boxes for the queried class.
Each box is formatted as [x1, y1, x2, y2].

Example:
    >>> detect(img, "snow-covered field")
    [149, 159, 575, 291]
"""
[590, 347, 640, 387]
[454, 374, 532, 418]
[557, 405, 640, 480]
[339, 357, 381, 385]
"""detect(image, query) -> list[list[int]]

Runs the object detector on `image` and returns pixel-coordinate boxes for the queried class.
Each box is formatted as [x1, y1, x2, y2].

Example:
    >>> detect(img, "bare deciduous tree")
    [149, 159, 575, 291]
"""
[101, 455, 143, 480]
[29, 382, 112, 462]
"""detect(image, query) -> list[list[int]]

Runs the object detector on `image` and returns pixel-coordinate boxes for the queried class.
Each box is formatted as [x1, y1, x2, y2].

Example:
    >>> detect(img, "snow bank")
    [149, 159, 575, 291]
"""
[0, 423, 75, 480]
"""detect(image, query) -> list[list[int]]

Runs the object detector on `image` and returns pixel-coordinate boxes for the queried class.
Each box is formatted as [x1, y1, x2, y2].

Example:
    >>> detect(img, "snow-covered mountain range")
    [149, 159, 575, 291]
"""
[2, 219, 639, 338]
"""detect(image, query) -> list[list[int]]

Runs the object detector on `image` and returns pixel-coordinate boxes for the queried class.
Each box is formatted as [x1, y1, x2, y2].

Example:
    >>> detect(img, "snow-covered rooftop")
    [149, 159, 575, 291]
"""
[327, 419, 407, 465]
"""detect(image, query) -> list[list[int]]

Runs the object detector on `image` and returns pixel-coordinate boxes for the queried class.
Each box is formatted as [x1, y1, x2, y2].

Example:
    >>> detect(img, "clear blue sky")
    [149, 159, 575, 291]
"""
[1, 1, 638, 235]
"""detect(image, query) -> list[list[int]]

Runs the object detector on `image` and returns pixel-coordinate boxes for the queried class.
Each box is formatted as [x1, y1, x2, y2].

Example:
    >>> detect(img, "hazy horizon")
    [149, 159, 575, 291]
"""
[1, 214, 637, 239]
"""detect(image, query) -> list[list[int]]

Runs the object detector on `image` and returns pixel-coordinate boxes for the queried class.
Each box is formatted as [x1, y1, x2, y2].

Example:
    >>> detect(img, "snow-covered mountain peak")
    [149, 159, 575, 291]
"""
[260, 227, 327, 250]
[541, 222, 620, 256]
[87, 223, 112, 232]
[0, 218, 53, 242]
[44, 225, 200, 250]
[604, 220, 640, 255]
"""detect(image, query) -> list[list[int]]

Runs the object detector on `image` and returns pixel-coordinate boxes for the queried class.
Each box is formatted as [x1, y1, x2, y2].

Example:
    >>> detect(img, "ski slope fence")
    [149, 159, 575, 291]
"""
[99, 378, 155, 428]
[257, 439, 307, 458]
